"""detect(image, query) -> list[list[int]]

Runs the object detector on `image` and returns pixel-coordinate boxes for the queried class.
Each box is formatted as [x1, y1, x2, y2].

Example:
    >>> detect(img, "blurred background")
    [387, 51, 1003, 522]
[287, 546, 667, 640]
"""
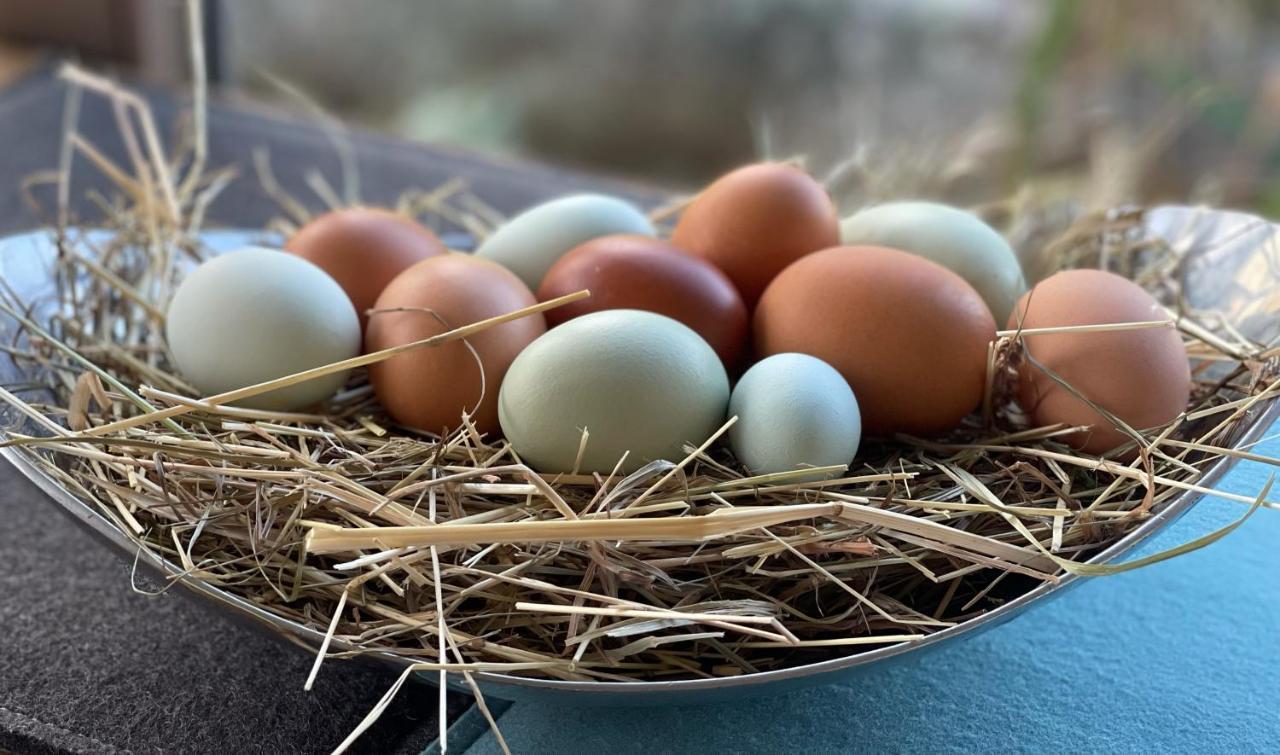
[3, 0, 1280, 213]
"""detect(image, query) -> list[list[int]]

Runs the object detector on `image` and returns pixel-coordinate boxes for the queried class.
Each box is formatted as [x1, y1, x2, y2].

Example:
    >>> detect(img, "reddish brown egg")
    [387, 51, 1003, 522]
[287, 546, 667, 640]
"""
[755, 245, 996, 436]
[285, 207, 447, 329]
[1009, 269, 1190, 454]
[671, 162, 839, 306]
[537, 234, 749, 368]
[366, 254, 545, 434]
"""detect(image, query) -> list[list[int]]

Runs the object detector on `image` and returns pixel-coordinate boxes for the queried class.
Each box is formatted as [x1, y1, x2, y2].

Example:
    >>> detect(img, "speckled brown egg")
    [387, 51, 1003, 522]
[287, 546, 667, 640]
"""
[672, 162, 839, 307]
[366, 254, 545, 434]
[1009, 268, 1190, 454]
[755, 245, 996, 436]
[537, 234, 749, 368]
[285, 207, 446, 330]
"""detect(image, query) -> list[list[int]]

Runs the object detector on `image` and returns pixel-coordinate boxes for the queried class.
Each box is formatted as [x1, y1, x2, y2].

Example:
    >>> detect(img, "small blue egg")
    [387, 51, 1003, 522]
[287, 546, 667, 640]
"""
[728, 353, 861, 477]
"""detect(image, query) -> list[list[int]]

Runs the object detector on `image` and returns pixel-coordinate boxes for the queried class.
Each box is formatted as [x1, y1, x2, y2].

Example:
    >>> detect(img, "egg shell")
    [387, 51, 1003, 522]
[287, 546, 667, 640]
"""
[366, 253, 545, 434]
[671, 162, 839, 306]
[285, 207, 446, 330]
[537, 234, 749, 368]
[474, 194, 656, 290]
[755, 245, 996, 436]
[728, 353, 861, 477]
[839, 201, 1026, 323]
[499, 309, 729, 473]
[1009, 268, 1190, 454]
[165, 247, 360, 411]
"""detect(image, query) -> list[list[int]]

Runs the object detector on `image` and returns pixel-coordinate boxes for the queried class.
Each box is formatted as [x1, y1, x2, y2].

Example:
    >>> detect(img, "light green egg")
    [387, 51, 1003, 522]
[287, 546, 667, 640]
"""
[728, 353, 861, 478]
[839, 201, 1026, 323]
[498, 309, 728, 473]
[475, 193, 656, 289]
[165, 247, 360, 411]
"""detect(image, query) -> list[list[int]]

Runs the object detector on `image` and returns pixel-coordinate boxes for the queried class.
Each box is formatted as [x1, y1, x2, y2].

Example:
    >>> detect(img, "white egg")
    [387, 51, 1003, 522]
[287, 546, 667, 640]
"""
[165, 247, 360, 411]
[728, 353, 860, 477]
[499, 309, 728, 473]
[839, 201, 1026, 323]
[474, 194, 656, 289]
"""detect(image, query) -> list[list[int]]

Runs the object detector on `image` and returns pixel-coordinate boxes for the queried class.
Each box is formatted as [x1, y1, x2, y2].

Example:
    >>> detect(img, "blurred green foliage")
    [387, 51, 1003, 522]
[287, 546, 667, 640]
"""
[225, 0, 1280, 214]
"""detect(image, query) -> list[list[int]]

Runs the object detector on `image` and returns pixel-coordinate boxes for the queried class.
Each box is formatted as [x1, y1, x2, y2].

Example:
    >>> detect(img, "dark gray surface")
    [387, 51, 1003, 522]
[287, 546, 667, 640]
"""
[0, 66, 662, 754]
[0, 459, 467, 755]
[0, 64, 667, 238]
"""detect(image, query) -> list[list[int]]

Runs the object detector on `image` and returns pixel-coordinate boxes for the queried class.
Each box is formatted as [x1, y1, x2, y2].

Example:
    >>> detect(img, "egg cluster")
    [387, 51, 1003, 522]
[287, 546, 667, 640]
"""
[164, 163, 1191, 476]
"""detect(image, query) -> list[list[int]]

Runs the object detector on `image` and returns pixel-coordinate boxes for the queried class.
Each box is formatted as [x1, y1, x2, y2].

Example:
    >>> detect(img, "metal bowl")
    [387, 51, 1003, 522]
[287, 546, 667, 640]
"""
[3, 206, 1278, 705]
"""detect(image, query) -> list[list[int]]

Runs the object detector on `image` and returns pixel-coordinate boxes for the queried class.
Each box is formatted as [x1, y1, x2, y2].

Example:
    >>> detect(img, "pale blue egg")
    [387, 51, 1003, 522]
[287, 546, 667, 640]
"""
[728, 353, 861, 477]
[840, 201, 1026, 323]
[475, 194, 655, 289]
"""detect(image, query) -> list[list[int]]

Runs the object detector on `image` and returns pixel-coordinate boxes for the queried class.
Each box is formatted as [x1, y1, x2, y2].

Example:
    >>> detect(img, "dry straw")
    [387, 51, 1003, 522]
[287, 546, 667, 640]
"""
[2, 4, 1280, 753]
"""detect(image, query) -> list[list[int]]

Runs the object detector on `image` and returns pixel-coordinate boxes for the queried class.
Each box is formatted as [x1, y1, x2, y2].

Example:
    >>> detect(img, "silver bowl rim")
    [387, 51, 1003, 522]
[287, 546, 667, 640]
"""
[8, 401, 1276, 696]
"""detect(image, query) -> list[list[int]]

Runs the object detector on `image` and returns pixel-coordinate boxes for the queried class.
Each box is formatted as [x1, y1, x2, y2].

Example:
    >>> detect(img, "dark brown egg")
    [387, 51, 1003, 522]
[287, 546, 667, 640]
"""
[755, 245, 996, 436]
[537, 234, 749, 368]
[1009, 269, 1190, 454]
[285, 207, 447, 330]
[671, 162, 839, 307]
[366, 254, 545, 434]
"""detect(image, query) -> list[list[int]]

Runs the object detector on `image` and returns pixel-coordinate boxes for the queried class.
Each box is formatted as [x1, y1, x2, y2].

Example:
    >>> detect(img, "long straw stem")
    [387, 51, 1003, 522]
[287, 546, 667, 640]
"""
[83, 290, 588, 437]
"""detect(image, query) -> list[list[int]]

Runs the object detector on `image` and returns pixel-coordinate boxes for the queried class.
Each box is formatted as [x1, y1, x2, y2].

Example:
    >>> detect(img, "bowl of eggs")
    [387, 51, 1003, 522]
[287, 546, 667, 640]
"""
[3, 158, 1278, 706]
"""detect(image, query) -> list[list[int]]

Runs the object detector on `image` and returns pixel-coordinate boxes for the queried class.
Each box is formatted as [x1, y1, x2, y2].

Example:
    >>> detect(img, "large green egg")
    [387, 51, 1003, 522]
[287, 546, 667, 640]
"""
[498, 309, 729, 473]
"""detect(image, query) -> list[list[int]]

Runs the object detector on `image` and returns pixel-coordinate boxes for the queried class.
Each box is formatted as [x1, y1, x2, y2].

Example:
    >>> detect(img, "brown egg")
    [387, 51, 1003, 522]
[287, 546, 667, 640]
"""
[671, 162, 839, 307]
[1009, 269, 1190, 454]
[756, 245, 996, 436]
[285, 207, 447, 329]
[537, 234, 749, 368]
[366, 254, 545, 434]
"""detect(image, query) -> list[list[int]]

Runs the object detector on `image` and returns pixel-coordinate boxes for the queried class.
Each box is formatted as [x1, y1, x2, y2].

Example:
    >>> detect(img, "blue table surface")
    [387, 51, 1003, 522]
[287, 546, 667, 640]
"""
[458, 428, 1280, 755]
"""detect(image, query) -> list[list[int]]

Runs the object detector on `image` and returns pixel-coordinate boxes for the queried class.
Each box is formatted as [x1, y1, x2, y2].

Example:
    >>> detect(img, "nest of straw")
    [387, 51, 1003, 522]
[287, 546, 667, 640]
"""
[2, 60, 1279, 691]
